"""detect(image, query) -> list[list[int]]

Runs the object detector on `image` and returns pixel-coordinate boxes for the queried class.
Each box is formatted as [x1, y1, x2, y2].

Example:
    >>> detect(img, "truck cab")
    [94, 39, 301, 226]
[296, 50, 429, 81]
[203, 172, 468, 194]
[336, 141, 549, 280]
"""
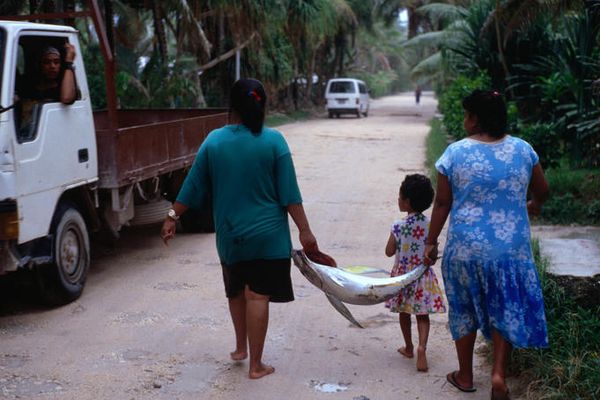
[1, 22, 97, 302]
[1, 22, 97, 242]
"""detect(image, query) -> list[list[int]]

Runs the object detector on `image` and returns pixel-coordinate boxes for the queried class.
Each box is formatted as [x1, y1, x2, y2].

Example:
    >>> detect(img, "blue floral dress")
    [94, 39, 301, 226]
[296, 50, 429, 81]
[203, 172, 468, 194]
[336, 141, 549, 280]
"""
[435, 136, 548, 348]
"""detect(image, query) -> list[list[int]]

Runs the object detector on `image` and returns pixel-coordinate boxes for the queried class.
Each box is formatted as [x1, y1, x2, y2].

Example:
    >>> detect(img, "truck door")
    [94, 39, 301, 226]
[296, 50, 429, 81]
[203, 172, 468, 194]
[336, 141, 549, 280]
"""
[12, 32, 97, 243]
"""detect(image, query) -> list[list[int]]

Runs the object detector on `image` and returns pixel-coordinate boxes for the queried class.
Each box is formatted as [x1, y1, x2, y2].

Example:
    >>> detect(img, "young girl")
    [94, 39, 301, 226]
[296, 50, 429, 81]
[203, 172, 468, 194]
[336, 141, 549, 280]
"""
[385, 174, 446, 372]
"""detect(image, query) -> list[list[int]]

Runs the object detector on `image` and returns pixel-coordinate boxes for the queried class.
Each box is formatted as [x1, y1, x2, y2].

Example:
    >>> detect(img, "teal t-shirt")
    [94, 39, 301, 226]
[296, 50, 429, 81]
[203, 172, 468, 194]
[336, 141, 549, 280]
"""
[176, 124, 302, 265]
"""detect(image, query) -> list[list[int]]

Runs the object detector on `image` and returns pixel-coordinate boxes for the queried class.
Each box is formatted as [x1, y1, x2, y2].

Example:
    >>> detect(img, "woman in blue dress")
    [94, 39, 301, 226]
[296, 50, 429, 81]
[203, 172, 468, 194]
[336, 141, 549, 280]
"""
[424, 90, 550, 399]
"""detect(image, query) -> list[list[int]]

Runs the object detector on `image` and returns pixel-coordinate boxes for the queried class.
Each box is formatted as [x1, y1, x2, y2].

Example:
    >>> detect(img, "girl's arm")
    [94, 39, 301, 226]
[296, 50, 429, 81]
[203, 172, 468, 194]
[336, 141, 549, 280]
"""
[424, 173, 453, 266]
[385, 233, 396, 257]
[527, 163, 549, 216]
[287, 203, 318, 253]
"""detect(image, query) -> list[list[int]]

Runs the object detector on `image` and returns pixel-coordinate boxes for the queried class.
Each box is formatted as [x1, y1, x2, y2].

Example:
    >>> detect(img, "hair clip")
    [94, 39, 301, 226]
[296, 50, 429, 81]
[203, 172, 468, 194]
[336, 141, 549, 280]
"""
[248, 90, 262, 102]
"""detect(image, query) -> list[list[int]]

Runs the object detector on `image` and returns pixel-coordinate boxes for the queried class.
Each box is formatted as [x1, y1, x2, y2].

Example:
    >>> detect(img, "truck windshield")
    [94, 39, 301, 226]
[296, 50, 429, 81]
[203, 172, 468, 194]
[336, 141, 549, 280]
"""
[329, 81, 356, 94]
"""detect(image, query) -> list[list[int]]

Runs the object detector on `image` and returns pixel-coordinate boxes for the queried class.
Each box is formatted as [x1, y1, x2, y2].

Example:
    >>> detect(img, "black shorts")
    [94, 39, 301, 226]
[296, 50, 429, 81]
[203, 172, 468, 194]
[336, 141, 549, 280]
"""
[221, 258, 294, 303]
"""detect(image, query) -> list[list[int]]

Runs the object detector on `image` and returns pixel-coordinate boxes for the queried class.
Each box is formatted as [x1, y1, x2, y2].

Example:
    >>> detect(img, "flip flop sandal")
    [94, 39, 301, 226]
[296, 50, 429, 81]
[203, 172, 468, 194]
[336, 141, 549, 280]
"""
[446, 371, 477, 393]
[491, 388, 511, 400]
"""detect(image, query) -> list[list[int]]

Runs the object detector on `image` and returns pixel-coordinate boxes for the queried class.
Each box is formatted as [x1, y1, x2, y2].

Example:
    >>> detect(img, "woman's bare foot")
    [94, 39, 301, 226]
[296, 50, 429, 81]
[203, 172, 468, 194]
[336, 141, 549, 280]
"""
[491, 373, 509, 398]
[416, 346, 428, 372]
[249, 362, 275, 379]
[230, 350, 247, 361]
[397, 346, 414, 358]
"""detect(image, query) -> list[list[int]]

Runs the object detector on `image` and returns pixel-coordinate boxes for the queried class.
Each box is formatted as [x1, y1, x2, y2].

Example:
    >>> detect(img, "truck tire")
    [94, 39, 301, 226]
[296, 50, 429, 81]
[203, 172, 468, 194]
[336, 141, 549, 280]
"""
[36, 203, 90, 306]
[180, 208, 215, 233]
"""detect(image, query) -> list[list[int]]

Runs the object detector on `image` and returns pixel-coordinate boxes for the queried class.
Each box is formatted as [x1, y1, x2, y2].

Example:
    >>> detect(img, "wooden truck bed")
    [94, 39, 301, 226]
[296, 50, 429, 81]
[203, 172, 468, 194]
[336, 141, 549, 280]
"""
[93, 109, 228, 189]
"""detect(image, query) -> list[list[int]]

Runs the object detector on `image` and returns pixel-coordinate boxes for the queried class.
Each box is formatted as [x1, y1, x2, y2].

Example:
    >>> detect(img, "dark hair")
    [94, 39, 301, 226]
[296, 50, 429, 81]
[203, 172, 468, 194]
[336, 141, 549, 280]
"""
[462, 89, 507, 137]
[400, 174, 434, 213]
[230, 78, 267, 134]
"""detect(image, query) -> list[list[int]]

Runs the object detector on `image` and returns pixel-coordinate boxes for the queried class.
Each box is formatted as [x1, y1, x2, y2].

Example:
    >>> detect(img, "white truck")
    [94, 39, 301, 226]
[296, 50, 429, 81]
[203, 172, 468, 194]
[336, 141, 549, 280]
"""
[0, 2, 227, 305]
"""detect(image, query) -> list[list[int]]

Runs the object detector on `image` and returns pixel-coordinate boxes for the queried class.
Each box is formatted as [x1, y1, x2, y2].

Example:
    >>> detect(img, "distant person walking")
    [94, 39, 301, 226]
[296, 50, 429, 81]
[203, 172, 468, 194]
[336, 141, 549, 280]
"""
[161, 78, 321, 379]
[424, 89, 550, 400]
[415, 86, 422, 105]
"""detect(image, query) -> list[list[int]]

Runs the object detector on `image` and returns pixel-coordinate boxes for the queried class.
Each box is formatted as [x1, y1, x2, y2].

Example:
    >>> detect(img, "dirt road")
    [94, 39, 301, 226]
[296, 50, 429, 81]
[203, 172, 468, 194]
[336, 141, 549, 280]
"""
[1, 93, 497, 399]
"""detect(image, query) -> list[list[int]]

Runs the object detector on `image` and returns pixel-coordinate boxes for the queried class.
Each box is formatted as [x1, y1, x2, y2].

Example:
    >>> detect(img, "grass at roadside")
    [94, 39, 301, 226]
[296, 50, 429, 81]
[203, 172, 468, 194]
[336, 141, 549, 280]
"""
[425, 117, 448, 186]
[507, 239, 600, 399]
[539, 168, 600, 226]
[266, 110, 311, 127]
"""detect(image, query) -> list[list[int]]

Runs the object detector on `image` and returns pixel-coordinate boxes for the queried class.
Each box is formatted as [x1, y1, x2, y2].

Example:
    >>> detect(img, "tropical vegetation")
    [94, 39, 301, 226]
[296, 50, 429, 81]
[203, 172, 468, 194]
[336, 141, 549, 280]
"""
[412, 0, 599, 228]
[0, 0, 414, 110]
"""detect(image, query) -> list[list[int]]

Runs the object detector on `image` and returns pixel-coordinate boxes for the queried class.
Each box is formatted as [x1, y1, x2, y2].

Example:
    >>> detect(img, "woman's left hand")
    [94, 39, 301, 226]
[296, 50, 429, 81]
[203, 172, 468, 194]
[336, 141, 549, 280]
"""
[299, 229, 318, 254]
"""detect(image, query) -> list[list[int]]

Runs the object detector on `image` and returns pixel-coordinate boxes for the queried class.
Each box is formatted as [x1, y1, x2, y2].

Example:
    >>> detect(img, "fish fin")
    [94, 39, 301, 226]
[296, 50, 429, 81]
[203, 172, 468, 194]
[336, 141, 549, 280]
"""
[325, 294, 364, 328]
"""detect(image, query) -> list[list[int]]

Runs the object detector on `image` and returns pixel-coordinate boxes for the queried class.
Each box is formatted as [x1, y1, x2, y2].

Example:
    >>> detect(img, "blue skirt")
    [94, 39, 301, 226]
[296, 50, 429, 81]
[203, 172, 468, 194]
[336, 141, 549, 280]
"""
[442, 257, 549, 348]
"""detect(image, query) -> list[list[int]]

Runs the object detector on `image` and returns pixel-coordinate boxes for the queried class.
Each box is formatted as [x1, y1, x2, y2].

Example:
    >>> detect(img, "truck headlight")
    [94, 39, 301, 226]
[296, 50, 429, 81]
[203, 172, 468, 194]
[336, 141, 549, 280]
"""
[0, 201, 18, 240]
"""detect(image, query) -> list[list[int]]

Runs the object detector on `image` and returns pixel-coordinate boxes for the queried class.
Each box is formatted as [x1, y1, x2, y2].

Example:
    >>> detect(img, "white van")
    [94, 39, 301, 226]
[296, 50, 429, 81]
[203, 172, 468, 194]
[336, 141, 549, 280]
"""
[325, 78, 370, 118]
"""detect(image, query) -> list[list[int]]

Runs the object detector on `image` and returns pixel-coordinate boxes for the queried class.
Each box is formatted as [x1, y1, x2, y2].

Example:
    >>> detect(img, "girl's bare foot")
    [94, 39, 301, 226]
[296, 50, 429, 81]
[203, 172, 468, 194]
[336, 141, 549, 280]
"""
[230, 350, 247, 361]
[397, 346, 414, 358]
[249, 362, 275, 379]
[416, 346, 428, 372]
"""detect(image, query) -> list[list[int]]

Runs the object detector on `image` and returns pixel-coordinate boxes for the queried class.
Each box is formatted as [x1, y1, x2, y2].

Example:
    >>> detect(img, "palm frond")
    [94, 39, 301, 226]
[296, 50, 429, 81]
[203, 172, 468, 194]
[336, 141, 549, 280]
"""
[410, 51, 443, 82]
[417, 3, 468, 26]
[402, 31, 446, 49]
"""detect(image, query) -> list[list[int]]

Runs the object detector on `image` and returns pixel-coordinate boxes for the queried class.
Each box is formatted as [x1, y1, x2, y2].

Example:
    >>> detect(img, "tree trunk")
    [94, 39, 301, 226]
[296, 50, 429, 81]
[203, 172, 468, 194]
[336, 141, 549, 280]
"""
[104, 0, 115, 58]
[30, 0, 39, 14]
[407, 5, 420, 39]
[151, 0, 168, 64]
[305, 51, 316, 105]
[494, 0, 511, 81]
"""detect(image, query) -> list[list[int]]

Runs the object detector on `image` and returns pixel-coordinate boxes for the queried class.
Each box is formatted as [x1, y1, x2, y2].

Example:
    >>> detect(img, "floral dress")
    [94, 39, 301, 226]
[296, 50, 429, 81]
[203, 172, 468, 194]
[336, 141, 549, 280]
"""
[435, 136, 548, 348]
[385, 213, 446, 315]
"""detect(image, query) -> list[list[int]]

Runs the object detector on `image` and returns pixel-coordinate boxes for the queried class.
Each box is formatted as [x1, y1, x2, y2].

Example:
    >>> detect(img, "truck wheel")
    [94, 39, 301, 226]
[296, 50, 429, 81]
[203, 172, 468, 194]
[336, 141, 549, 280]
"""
[37, 204, 90, 306]
[180, 208, 215, 233]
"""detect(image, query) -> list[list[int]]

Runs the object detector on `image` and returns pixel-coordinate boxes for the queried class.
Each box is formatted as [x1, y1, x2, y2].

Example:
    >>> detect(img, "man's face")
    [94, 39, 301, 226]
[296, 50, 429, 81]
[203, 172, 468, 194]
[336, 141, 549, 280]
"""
[41, 53, 61, 80]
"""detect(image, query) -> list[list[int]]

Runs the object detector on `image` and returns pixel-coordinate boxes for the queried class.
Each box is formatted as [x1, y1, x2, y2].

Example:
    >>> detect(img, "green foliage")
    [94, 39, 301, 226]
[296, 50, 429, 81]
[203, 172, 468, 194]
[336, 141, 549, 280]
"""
[507, 7, 600, 167]
[425, 118, 448, 187]
[516, 122, 563, 169]
[348, 21, 411, 97]
[510, 239, 600, 398]
[437, 73, 491, 139]
[265, 110, 310, 127]
[538, 167, 600, 225]
[82, 44, 107, 110]
[352, 70, 398, 98]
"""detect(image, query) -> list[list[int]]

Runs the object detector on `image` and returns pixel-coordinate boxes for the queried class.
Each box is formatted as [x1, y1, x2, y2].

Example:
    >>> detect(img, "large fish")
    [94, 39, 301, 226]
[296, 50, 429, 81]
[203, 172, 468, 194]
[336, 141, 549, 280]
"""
[291, 249, 427, 328]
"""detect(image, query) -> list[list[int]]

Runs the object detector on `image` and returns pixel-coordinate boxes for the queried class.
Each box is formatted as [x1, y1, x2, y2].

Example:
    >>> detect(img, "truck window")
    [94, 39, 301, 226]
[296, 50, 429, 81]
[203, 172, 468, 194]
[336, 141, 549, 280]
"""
[359, 83, 367, 94]
[329, 81, 356, 94]
[15, 35, 80, 143]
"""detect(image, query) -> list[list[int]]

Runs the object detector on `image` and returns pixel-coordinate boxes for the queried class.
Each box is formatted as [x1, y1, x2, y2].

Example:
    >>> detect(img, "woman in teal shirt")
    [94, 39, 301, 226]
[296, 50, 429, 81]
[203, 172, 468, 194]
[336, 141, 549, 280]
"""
[161, 78, 320, 379]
